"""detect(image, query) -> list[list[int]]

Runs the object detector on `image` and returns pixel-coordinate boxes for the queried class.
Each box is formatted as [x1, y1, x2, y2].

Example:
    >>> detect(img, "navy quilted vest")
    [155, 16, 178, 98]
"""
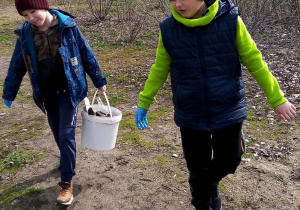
[160, 0, 247, 131]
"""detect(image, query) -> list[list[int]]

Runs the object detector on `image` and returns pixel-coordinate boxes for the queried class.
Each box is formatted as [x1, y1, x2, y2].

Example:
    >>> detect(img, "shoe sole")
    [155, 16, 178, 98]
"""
[56, 194, 74, 205]
[210, 206, 222, 210]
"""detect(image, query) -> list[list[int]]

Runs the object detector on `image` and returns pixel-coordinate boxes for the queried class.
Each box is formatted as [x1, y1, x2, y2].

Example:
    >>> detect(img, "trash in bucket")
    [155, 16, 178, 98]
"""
[81, 91, 122, 151]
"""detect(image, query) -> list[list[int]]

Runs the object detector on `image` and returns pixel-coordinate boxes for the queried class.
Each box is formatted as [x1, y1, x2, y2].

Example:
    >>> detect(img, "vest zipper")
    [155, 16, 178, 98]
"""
[196, 27, 210, 129]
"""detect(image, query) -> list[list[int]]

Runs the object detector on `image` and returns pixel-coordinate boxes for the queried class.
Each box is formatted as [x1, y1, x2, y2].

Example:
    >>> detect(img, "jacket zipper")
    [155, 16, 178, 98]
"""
[46, 30, 58, 90]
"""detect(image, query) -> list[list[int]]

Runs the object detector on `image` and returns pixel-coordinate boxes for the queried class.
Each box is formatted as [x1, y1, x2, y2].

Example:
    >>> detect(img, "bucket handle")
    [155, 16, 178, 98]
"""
[91, 90, 113, 121]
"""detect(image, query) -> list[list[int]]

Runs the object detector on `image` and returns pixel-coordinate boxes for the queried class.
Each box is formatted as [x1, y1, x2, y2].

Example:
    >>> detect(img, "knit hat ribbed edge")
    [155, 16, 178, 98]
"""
[15, 0, 49, 16]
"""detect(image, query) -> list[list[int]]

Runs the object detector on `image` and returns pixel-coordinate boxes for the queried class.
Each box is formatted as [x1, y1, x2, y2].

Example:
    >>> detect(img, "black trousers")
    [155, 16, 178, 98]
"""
[180, 122, 245, 209]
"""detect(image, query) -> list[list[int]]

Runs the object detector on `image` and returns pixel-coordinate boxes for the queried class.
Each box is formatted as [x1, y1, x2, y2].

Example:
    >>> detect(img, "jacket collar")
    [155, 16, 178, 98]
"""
[170, 0, 235, 28]
[49, 9, 76, 29]
[215, 0, 235, 19]
[171, 0, 219, 27]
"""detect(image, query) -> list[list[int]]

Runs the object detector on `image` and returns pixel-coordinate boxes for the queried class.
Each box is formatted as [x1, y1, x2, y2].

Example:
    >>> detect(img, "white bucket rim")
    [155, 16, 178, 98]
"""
[82, 105, 122, 124]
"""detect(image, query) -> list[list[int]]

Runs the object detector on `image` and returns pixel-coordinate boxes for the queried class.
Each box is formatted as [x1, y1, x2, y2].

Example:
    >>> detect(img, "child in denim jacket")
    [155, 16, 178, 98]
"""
[2, 0, 107, 205]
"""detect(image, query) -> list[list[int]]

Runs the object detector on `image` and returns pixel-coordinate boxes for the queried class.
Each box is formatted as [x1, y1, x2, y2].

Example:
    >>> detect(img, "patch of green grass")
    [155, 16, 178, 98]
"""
[218, 181, 227, 192]
[135, 190, 145, 196]
[158, 139, 177, 152]
[9, 116, 46, 140]
[0, 150, 45, 172]
[244, 106, 289, 144]
[242, 153, 252, 158]
[158, 90, 172, 99]
[103, 71, 113, 77]
[108, 30, 117, 36]
[0, 22, 15, 43]
[254, 98, 262, 103]
[148, 107, 171, 124]
[115, 72, 130, 83]
[107, 92, 128, 107]
[134, 41, 146, 49]
[91, 33, 103, 40]
[0, 45, 14, 56]
[241, 200, 251, 208]
[15, 88, 35, 104]
[282, 155, 291, 165]
[94, 46, 155, 70]
[0, 187, 47, 209]
[246, 118, 285, 143]
[139, 140, 156, 148]
[15, 94, 34, 104]
[91, 41, 107, 48]
[15, 130, 43, 140]
[122, 131, 140, 144]
[110, 8, 117, 13]
[0, 22, 13, 28]
[171, 167, 187, 180]
[0, 31, 14, 43]
[83, 22, 93, 27]
[91, 40, 125, 49]
[119, 119, 136, 130]
[155, 155, 168, 164]
[246, 108, 257, 121]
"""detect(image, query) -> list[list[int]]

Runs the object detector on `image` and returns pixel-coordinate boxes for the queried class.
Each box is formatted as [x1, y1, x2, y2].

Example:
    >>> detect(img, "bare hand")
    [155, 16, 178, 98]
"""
[98, 85, 106, 93]
[274, 101, 296, 122]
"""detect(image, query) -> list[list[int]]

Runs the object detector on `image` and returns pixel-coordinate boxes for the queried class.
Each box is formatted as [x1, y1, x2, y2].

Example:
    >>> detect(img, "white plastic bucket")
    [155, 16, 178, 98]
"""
[81, 91, 122, 150]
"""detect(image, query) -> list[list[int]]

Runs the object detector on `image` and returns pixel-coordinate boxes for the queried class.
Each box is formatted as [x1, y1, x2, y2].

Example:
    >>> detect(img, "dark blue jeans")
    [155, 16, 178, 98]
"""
[180, 122, 245, 209]
[43, 90, 78, 182]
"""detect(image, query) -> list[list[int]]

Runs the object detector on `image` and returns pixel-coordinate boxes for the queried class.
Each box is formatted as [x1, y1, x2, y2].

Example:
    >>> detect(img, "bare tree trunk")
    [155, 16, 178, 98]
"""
[86, 0, 115, 20]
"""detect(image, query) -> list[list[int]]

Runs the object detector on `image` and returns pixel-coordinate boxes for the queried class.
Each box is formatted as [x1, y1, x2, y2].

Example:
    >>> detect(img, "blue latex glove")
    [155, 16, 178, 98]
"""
[4, 99, 12, 108]
[135, 107, 148, 130]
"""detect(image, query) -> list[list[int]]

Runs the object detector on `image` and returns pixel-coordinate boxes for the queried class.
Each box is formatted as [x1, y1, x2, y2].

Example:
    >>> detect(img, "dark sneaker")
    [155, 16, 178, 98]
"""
[210, 183, 222, 210]
[56, 182, 73, 205]
[191, 197, 211, 210]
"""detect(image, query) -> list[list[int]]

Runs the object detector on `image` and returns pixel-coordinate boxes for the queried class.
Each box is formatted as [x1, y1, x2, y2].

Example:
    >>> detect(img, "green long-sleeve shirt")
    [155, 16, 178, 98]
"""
[138, 0, 286, 110]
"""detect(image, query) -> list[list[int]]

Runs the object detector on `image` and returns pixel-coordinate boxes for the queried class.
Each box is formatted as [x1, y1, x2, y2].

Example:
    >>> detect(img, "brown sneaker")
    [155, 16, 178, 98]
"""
[56, 181, 73, 205]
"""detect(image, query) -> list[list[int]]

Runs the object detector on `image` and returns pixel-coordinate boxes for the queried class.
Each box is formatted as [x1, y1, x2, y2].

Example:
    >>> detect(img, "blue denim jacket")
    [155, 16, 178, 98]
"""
[2, 10, 106, 113]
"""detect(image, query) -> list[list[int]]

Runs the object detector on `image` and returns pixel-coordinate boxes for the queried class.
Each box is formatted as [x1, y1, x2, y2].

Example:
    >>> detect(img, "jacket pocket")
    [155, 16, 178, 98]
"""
[174, 86, 204, 117]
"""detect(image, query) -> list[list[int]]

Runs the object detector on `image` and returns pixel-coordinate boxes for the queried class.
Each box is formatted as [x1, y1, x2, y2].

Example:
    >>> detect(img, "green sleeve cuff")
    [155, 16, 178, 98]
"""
[249, 64, 286, 108]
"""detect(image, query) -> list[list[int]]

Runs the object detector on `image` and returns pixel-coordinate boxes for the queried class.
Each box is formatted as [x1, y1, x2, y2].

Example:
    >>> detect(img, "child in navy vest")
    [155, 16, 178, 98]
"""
[135, 0, 296, 209]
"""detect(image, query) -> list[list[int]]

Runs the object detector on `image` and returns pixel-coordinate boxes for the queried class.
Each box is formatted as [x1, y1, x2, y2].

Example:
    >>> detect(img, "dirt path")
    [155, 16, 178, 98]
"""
[2, 103, 300, 210]
[1, 97, 193, 210]
[0, 4, 299, 209]
[1, 52, 299, 209]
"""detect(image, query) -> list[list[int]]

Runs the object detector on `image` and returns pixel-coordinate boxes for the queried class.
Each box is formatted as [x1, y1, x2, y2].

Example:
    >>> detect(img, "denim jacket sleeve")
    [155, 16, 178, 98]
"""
[2, 38, 27, 101]
[72, 26, 107, 88]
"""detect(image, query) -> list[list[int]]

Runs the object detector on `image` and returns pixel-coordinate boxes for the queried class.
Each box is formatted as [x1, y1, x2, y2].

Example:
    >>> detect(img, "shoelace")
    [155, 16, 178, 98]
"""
[59, 188, 69, 196]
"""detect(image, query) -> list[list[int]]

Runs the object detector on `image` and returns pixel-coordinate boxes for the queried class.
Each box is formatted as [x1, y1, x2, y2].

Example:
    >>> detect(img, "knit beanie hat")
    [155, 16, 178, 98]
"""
[15, 0, 49, 16]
